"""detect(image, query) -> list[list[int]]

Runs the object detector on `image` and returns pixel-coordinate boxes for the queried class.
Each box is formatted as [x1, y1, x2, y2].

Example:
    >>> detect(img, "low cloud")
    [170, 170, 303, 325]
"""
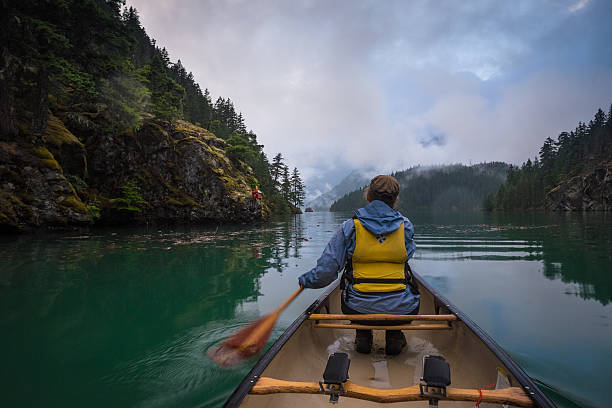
[128, 0, 612, 194]
[569, 0, 591, 13]
[418, 128, 447, 148]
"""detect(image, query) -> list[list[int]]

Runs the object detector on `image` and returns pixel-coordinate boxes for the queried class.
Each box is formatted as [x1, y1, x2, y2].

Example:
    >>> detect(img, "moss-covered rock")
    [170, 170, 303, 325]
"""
[1, 114, 270, 232]
[546, 161, 612, 211]
[59, 195, 89, 214]
[43, 114, 88, 178]
[85, 118, 265, 225]
[0, 140, 91, 231]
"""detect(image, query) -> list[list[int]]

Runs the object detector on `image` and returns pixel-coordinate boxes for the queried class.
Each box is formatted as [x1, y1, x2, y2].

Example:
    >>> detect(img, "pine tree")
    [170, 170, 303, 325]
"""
[290, 167, 306, 207]
[539, 137, 556, 169]
[271, 153, 284, 187]
[489, 105, 612, 209]
[593, 108, 606, 128]
[237, 112, 247, 134]
[281, 166, 291, 201]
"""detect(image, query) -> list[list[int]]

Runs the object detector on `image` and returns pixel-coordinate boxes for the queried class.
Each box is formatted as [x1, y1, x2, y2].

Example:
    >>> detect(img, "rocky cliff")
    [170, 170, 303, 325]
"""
[546, 161, 612, 211]
[0, 115, 266, 232]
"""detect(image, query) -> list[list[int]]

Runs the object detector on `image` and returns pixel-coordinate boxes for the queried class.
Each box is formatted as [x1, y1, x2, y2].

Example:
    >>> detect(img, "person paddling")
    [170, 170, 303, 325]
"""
[298, 175, 419, 355]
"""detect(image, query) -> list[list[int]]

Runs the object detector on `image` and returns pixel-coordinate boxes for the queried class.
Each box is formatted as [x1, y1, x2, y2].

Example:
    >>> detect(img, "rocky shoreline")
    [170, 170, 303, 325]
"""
[546, 161, 612, 211]
[0, 117, 268, 233]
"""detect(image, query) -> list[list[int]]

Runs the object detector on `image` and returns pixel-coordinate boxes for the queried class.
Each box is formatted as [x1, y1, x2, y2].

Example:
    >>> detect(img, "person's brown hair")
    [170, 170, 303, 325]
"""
[365, 175, 400, 208]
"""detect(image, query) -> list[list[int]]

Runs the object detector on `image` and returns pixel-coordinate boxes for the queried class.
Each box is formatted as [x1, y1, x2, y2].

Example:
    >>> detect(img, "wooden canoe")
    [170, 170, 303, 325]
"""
[224, 272, 556, 407]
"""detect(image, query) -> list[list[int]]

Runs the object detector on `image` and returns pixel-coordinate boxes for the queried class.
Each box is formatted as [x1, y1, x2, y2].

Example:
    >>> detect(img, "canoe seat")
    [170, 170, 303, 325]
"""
[308, 313, 456, 330]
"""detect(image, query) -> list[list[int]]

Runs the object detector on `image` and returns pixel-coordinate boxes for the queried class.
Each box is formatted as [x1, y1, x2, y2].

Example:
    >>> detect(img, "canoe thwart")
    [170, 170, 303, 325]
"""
[249, 377, 535, 407]
[314, 322, 452, 330]
[309, 313, 457, 321]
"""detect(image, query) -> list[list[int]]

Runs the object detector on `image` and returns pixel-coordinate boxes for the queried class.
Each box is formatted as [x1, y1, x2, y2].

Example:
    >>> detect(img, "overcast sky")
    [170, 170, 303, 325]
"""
[127, 0, 612, 197]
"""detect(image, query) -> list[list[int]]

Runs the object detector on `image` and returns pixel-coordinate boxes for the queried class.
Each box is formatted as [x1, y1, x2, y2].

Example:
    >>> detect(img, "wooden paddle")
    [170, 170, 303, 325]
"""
[207, 286, 304, 367]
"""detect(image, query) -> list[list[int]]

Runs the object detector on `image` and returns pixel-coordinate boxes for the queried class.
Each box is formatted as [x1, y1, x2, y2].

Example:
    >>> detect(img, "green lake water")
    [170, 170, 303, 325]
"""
[1, 211, 611, 407]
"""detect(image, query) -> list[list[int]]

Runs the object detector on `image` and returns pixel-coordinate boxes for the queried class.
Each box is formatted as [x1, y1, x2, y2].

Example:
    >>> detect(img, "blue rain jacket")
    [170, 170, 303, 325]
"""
[298, 200, 419, 314]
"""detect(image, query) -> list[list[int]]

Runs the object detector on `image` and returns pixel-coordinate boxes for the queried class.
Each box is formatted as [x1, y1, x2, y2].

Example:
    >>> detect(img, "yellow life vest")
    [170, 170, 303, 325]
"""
[351, 219, 408, 292]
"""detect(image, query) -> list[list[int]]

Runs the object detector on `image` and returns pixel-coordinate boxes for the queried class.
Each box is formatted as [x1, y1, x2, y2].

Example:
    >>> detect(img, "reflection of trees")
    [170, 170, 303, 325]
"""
[265, 215, 305, 272]
[539, 219, 612, 306]
[0, 220, 307, 405]
[485, 212, 612, 305]
[263, 220, 291, 271]
[291, 215, 305, 258]
[0, 220, 309, 343]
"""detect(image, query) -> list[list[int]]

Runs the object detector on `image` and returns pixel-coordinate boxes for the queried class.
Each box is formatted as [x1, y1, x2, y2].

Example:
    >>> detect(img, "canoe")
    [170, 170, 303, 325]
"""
[224, 271, 556, 407]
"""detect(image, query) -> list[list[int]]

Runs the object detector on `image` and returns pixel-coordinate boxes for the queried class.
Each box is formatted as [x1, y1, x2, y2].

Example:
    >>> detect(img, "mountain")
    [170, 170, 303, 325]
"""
[306, 170, 371, 211]
[330, 163, 509, 212]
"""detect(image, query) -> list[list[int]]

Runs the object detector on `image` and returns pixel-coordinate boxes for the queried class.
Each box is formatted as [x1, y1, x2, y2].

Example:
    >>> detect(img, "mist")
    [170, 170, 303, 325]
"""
[127, 0, 612, 196]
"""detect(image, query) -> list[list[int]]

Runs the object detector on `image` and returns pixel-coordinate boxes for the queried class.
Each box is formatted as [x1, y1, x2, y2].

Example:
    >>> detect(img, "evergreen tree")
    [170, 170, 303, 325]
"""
[290, 167, 306, 207]
[489, 105, 612, 210]
[539, 137, 557, 189]
[280, 166, 291, 201]
[539, 137, 556, 169]
[271, 153, 284, 186]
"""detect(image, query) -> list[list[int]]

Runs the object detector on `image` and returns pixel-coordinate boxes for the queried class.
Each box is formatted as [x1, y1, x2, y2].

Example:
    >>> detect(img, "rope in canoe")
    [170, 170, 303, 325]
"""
[476, 381, 498, 407]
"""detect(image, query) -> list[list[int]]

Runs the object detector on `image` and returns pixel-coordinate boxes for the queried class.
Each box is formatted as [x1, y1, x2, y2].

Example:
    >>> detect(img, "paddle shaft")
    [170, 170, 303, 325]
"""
[208, 286, 306, 366]
[277, 286, 304, 312]
[235, 286, 304, 349]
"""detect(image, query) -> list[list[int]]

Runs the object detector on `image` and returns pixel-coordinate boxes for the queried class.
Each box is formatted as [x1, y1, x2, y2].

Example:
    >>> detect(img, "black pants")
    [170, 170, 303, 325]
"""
[341, 291, 418, 355]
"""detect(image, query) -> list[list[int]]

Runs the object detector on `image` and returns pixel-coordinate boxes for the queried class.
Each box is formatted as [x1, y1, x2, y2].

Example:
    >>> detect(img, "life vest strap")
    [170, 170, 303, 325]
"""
[350, 277, 408, 284]
[343, 265, 409, 285]
[343, 264, 419, 295]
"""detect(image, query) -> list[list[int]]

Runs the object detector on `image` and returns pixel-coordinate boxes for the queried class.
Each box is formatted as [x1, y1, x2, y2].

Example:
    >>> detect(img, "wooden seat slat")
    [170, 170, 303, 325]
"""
[249, 377, 534, 407]
[314, 323, 452, 330]
[309, 313, 456, 321]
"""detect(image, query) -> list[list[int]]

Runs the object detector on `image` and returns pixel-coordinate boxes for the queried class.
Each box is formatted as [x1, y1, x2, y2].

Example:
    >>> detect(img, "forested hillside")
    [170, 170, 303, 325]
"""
[487, 105, 612, 211]
[0, 0, 304, 231]
[330, 163, 509, 212]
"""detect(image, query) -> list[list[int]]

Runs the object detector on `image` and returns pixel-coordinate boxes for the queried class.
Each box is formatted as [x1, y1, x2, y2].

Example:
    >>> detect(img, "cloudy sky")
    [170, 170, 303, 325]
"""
[127, 0, 612, 197]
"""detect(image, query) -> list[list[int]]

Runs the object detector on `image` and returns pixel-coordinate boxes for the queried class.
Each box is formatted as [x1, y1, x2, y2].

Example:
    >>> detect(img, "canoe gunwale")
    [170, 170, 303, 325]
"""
[224, 272, 556, 408]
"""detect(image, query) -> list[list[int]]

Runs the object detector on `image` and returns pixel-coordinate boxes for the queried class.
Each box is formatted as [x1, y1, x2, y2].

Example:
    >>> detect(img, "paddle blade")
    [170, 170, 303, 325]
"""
[207, 312, 279, 367]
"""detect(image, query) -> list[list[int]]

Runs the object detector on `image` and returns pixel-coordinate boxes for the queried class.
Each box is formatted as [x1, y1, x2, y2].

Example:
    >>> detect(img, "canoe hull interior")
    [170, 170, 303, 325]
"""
[231, 274, 552, 407]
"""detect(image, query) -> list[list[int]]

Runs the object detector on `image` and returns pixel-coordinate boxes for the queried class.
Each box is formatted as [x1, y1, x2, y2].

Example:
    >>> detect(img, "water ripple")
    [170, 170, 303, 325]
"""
[412, 233, 543, 261]
[102, 321, 255, 408]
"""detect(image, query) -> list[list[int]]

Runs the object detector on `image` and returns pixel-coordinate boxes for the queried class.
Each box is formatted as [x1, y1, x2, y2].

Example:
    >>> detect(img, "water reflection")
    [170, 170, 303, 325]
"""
[2, 211, 610, 408]
[407, 210, 612, 408]
[487, 212, 612, 306]
[0, 218, 309, 408]
[409, 210, 612, 305]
